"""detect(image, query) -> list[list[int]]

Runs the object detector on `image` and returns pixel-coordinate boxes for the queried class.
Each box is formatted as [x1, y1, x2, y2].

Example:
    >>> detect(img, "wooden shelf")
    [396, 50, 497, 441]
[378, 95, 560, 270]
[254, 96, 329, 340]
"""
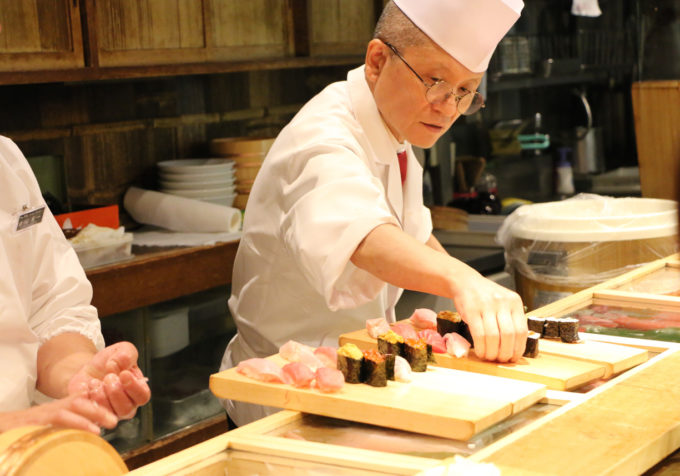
[86, 240, 239, 318]
[0, 56, 363, 86]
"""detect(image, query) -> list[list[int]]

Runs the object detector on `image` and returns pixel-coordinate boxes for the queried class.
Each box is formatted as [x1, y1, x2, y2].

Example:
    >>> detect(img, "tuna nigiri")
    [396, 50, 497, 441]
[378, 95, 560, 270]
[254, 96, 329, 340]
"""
[408, 308, 437, 330]
[236, 358, 284, 383]
[314, 346, 338, 369]
[281, 362, 315, 388]
[366, 317, 391, 338]
[390, 322, 419, 340]
[314, 367, 344, 393]
[279, 340, 324, 370]
[417, 329, 447, 353]
[444, 332, 471, 358]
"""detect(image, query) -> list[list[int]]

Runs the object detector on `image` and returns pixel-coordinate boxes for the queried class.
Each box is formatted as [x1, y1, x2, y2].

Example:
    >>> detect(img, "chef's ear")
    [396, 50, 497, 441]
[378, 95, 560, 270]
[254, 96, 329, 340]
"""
[364, 39, 389, 85]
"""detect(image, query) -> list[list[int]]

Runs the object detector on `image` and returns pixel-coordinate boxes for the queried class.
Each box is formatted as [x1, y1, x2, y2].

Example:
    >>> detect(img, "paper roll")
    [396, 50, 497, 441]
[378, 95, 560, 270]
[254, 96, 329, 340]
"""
[123, 186, 241, 233]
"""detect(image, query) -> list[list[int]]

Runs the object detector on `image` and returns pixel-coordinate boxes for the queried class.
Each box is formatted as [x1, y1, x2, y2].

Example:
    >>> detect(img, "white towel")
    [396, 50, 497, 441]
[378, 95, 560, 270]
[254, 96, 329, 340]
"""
[123, 186, 241, 233]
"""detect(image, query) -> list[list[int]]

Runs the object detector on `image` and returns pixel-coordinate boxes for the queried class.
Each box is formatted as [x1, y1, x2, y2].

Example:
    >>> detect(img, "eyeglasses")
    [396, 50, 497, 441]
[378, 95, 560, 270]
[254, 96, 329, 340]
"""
[384, 42, 485, 116]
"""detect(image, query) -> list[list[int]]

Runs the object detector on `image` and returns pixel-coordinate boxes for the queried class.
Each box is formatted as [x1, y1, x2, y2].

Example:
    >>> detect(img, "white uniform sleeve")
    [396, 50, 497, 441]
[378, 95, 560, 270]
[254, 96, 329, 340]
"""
[2, 138, 104, 350]
[280, 145, 399, 311]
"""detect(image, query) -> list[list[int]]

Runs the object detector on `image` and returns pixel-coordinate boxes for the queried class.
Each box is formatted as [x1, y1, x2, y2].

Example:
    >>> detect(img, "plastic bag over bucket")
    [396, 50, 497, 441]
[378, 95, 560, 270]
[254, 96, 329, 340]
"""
[496, 194, 679, 310]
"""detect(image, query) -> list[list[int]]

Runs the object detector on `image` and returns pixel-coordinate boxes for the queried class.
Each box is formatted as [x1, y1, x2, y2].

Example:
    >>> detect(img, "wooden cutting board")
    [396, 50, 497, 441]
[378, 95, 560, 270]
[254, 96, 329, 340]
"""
[338, 322, 646, 390]
[210, 354, 546, 441]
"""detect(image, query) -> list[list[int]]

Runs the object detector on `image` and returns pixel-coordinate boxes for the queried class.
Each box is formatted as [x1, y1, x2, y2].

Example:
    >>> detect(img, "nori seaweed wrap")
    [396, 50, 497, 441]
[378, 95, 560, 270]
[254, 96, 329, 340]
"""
[361, 349, 387, 387]
[337, 343, 363, 383]
[559, 317, 580, 343]
[403, 338, 428, 372]
[377, 330, 404, 357]
[543, 317, 560, 339]
[527, 316, 546, 336]
[436, 310, 461, 336]
[384, 353, 396, 380]
[437, 310, 473, 346]
[524, 331, 540, 358]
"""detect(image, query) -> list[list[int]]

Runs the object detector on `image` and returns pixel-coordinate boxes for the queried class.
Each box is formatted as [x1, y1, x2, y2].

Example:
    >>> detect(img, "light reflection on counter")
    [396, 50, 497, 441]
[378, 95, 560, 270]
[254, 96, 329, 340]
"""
[264, 403, 558, 460]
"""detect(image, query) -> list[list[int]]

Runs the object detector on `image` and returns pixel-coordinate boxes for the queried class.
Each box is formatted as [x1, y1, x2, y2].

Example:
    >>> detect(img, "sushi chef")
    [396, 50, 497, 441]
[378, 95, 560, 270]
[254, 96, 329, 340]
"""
[0, 136, 150, 434]
[221, 0, 527, 426]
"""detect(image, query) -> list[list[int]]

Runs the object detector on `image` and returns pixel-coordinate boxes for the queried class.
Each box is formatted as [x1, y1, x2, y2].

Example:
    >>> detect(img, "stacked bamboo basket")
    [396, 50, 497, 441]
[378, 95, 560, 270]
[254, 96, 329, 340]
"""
[210, 137, 275, 210]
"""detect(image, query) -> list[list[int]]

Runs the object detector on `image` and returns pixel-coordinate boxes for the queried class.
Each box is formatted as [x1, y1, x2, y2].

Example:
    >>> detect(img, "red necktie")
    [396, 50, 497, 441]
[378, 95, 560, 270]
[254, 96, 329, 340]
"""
[397, 150, 407, 185]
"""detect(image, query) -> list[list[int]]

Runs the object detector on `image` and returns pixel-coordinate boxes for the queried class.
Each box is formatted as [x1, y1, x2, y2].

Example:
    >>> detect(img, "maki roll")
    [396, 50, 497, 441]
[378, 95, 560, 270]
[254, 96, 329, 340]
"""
[543, 317, 560, 339]
[436, 311, 474, 346]
[337, 343, 363, 383]
[384, 353, 396, 380]
[527, 316, 546, 336]
[403, 338, 428, 372]
[436, 310, 461, 336]
[377, 330, 404, 357]
[524, 331, 540, 358]
[559, 317, 580, 343]
[361, 349, 388, 387]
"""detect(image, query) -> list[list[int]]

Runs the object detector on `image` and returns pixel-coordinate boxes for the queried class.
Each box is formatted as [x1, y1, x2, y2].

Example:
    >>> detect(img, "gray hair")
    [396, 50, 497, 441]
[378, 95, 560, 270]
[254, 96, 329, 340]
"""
[374, 1, 430, 50]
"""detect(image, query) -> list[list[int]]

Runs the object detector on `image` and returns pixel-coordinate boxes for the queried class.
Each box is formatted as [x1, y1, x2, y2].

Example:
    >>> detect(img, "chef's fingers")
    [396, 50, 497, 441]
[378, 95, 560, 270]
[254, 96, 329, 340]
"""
[466, 312, 486, 360]
[495, 309, 516, 362]
[104, 342, 139, 375]
[103, 374, 138, 420]
[511, 308, 528, 362]
[481, 311, 500, 361]
[88, 378, 114, 414]
[68, 395, 118, 430]
[120, 369, 151, 408]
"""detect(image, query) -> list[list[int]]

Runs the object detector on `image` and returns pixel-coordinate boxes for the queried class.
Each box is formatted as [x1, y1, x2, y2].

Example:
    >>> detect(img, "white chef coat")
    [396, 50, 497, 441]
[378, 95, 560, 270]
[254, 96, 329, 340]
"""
[0, 136, 103, 411]
[220, 66, 433, 426]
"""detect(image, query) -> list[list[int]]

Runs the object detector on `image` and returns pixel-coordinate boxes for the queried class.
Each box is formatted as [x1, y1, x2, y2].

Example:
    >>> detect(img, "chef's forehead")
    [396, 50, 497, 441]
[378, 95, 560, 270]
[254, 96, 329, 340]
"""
[392, 0, 523, 73]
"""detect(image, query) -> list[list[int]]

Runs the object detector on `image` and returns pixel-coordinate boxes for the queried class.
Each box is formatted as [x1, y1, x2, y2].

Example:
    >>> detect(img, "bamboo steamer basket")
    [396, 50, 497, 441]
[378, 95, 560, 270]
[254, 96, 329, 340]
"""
[235, 180, 254, 194]
[500, 197, 679, 310]
[234, 163, 262, 182]
[234, 193, 250, 210]
[210, 137, 274, 157]
[0, 426, 127, 476]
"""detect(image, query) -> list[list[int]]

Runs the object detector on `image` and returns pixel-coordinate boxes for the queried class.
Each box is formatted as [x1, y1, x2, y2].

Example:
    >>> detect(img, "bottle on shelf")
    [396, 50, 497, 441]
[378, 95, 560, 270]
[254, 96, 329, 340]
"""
[556, 147, 575, 198]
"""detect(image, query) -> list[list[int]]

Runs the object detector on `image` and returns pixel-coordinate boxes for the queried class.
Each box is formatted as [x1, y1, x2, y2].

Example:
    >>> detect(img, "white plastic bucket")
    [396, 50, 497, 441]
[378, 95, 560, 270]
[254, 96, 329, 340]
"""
[497, 196, 679, 310]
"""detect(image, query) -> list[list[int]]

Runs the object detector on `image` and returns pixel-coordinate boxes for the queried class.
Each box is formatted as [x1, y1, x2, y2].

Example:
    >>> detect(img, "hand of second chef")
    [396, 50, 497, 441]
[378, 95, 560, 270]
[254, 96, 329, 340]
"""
[68, 341, 151, 420]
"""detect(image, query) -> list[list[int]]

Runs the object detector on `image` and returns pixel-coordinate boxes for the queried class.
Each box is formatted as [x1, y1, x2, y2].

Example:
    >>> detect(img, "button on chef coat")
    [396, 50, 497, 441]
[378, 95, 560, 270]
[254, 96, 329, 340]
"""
[0, 136, 103, 411]
[220, 66, 433, 426]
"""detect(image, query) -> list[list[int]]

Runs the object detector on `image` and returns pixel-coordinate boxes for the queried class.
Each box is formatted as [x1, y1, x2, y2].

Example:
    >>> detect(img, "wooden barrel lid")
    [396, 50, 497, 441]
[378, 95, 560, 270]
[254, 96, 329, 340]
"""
[0, 426, 127, 476]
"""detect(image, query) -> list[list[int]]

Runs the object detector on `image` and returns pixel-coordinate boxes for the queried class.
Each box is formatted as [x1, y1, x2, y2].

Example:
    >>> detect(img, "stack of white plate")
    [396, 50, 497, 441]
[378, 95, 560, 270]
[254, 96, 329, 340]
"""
[157, 159, 236, 207]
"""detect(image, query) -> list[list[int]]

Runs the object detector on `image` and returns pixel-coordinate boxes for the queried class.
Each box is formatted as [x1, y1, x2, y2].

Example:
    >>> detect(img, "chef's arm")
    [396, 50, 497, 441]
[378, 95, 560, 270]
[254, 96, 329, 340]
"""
[37, 332, 97, 398]
[351, 224, 474, 299]
[350, 223, 527, 362]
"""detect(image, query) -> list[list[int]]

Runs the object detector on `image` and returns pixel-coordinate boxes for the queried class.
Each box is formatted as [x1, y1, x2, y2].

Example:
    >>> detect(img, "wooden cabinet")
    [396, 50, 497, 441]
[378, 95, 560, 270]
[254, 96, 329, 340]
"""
[306, 0, 378, 56]
[0, 0, 85, 72]
[86, 0, 294, 67]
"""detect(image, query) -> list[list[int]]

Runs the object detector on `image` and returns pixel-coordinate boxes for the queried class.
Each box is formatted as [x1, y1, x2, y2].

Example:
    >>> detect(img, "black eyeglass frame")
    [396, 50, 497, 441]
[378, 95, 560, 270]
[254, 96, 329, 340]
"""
[383, 41, 485, 115]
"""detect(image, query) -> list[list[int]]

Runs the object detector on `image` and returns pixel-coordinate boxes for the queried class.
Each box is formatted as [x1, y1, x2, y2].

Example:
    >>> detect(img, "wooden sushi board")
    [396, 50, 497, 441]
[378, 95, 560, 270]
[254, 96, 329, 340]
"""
[338, 324, 647, 390]
[210, 354, 546, 441]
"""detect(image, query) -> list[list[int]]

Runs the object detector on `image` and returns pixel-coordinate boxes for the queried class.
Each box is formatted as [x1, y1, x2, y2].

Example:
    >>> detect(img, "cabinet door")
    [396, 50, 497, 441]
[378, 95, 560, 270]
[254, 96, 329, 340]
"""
[0, 0, 85, 71]
[90, 0, 293, 67]
[308, 0, 378, 56]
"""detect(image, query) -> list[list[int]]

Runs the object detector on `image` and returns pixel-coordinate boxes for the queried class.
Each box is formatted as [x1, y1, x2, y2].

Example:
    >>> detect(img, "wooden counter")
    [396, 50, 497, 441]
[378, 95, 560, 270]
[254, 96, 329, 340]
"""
[86, 240, 239, 318]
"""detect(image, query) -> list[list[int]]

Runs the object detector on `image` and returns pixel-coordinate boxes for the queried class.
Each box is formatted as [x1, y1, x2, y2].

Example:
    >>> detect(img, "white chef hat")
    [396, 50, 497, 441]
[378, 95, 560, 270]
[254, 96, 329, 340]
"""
[392, 0, 524, 73]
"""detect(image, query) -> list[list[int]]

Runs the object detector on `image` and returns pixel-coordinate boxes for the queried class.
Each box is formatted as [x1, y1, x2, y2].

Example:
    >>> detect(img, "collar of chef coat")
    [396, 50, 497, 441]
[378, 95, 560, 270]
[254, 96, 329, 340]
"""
[347, 66, 424, 235]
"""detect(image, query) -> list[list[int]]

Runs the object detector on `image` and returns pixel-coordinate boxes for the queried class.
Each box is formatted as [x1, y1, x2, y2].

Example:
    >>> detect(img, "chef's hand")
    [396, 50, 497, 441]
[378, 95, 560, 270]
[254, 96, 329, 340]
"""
[67, 342, 150, 420]
[0, 393, 117, 434]
[452, 271, 527, 362]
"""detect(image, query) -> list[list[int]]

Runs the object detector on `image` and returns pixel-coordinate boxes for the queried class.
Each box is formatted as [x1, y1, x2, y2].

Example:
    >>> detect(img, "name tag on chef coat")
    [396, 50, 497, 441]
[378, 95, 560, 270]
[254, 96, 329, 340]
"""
[14, 206, 45, 232]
